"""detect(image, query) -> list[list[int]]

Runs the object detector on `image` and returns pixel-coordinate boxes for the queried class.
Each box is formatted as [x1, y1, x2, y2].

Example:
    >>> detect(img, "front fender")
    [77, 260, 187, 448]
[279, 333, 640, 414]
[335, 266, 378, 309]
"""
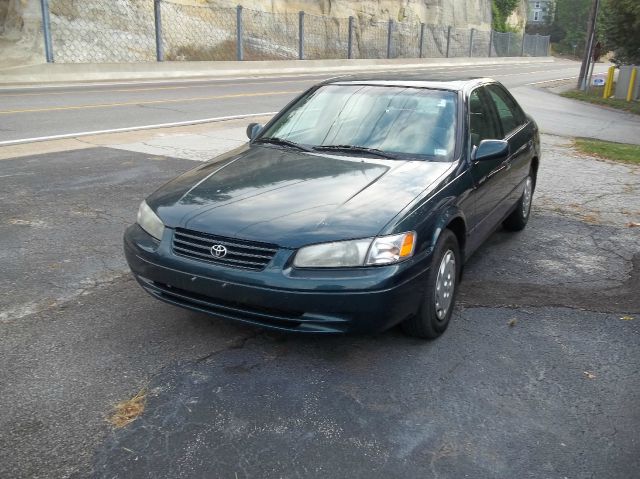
[387, 168, 473, 262]
[429, 207, 467, 251]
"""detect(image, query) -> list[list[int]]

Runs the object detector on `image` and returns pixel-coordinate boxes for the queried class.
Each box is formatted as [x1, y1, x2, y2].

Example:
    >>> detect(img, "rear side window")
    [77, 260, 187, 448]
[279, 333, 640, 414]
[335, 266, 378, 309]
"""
[486, 85, 526, 136]
[469, 88, 500, 148]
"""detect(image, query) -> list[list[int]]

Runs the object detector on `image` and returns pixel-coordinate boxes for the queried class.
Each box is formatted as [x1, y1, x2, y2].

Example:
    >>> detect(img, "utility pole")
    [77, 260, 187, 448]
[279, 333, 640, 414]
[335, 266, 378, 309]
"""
[577, 0, 600, 90]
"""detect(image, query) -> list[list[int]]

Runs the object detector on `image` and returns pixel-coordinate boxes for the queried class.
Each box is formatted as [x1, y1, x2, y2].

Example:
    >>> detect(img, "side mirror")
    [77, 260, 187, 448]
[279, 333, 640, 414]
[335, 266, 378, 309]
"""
[473, 139, 509, 162]
[246, 123, 263, 141]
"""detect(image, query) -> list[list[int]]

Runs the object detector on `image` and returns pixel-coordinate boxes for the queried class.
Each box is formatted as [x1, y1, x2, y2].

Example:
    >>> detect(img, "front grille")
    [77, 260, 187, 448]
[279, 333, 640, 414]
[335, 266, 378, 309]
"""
[172, 228, 278, 271]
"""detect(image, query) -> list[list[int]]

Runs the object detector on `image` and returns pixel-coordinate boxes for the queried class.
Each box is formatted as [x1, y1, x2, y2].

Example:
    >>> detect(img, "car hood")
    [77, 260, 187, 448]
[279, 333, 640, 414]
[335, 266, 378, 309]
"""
[147, 145, 454, 248]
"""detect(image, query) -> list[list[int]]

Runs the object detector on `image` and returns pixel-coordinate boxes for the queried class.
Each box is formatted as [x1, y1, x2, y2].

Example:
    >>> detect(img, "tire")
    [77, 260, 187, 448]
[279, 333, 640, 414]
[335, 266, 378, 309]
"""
[503, 171, 535, 232]
[401, 229, 461, 339]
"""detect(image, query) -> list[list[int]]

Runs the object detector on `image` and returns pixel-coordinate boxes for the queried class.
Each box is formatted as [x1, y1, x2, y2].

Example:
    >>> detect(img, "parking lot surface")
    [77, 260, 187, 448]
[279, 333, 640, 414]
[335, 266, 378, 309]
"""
[1, 132, 639, 478]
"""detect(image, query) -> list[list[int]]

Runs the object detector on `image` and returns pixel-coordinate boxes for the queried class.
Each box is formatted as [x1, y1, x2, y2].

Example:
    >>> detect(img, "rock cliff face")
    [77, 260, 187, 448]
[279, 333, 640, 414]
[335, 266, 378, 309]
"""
[0, 0, 46, 66]
[204, 0, 493, 29]
[506, 0, 528, 31]
[0, 0, 525, 65]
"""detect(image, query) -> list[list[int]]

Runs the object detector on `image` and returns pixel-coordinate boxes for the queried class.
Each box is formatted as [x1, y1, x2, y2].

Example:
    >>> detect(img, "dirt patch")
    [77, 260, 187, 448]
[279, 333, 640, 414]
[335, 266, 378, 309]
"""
[108, 389, 146, 428]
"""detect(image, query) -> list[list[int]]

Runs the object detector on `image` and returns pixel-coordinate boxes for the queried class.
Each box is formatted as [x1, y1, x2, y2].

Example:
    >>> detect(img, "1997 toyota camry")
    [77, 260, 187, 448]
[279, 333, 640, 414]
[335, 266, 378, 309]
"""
[124, 76, 539, 339]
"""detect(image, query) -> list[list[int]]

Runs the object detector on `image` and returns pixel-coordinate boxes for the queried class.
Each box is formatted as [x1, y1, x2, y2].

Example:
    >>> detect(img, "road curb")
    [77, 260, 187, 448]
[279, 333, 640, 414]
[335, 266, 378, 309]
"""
[0, 57, 555, 87]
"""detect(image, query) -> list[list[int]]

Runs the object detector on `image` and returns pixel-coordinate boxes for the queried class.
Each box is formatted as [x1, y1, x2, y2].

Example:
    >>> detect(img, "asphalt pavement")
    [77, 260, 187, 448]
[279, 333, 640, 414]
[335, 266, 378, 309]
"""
[1, 59, 639, 478]
[0, 59, 612, 143]
[1, 141, 638, 478]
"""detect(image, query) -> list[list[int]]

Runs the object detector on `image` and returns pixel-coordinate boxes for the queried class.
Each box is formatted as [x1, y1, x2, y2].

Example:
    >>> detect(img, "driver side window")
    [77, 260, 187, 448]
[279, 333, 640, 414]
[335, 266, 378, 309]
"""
[469, 87, 500, 148]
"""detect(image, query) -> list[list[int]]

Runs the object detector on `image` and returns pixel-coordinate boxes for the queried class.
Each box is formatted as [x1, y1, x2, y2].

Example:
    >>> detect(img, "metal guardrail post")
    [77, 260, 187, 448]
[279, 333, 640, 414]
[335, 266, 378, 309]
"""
[488, 30, 493, 57]
[153, 0, 164, 62]
[521, 32, 526, 56]
[446, 26, 451, 58]
[387, 20, 393, 59]
[236, 5, 243, 61]
[626, 67, 637, 102]
[298, 11, 305, 60]
[419, 23, 425, 58]
[347, 16, 354, 59]
[603, 66, 615, 98]
[39, 0, 54, 63]
[468, 28, 474, 57]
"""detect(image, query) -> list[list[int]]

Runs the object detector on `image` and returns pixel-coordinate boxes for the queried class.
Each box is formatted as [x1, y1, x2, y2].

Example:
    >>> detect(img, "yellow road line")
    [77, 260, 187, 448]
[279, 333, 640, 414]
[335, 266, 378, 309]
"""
[0, 90, 299, 115]
[0, 78, 318, 98]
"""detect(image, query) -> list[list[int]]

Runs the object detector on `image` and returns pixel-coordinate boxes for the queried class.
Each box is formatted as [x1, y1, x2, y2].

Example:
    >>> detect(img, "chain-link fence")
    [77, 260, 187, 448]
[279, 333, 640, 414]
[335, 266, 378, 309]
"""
[160, 2, 236, 61]
[242, 7, 298, 60]
[304, 13, 349, 60]
[40, 0, 551, 64]
[48, 0, 155, 62]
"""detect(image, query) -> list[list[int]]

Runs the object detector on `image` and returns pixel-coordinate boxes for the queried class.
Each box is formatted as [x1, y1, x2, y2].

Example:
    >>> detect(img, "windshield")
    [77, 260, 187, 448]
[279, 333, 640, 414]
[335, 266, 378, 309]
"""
[259, 84, 458, 161]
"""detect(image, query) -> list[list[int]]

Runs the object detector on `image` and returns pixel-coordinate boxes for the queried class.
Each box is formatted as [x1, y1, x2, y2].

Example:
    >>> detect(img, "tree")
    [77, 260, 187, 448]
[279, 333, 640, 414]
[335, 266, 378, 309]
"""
[601, 0, 640, 65]
[551, 0, 593, 55]
[492, 0, 520, 32]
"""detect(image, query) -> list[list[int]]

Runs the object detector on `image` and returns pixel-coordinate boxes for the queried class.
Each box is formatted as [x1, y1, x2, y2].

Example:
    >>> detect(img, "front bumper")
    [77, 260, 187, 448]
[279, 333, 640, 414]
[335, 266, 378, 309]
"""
[124, 224, 430, 334]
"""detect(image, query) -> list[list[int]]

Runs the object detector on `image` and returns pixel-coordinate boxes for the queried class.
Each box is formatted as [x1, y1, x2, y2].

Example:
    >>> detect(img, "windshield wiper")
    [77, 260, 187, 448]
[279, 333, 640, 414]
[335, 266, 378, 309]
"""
[312, 144, 399, 160]
[254, 137, 313, 152]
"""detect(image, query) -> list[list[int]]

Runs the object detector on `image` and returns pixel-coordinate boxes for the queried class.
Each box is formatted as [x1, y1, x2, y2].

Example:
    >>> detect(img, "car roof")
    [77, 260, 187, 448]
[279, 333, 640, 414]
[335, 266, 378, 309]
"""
[322, 74, 496, 92]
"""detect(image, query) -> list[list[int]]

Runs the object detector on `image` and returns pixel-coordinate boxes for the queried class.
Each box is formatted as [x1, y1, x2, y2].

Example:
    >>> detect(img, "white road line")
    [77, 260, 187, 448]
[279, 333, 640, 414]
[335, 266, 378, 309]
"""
[0, 112, 277, 147]
[526, 71, 607, 85]
[527, 76, 578, 85]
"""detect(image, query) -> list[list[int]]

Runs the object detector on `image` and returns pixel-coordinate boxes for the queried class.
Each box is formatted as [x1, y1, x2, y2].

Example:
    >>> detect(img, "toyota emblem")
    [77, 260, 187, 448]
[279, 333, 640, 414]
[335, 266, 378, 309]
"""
[210, 244, 227, 258]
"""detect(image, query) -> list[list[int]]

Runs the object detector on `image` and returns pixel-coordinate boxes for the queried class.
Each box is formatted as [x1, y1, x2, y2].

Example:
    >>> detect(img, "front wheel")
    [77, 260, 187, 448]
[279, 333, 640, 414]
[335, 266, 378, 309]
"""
[401, 229, 461, 339]
[503, 172, 534, 232]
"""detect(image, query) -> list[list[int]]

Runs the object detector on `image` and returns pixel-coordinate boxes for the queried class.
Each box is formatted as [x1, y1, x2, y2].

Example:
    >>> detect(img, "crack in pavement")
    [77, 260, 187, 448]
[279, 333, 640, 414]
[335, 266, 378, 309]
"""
[196, 329, 267, 363]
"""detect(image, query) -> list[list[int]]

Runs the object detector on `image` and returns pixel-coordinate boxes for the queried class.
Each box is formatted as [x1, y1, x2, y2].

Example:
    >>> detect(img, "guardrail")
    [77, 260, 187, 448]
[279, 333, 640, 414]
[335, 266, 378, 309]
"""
[39, 0, 551, 64]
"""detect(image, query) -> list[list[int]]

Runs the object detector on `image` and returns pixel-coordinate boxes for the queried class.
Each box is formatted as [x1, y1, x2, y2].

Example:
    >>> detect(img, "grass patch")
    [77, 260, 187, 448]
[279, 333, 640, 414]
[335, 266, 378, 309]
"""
[574, 138, 640, 165]
[108, 388, 146, 428]
[561, 87, 640, 115]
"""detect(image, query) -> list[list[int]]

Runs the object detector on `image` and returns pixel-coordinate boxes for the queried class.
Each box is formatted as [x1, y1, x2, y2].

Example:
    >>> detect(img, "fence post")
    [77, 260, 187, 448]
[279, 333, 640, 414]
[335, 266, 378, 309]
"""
[419, 23, 425, 58]
[39, 0, 54, 63]
[506, 32, 511, 56]
[535, 34, 541, 56]
[545, 36, 550, 56]
[387, 20, 393, 59]
[488, 30, 493, 57]
[468, 28, 474, 57]
[446, 26, 451, 58]
[347, 16, 354, 59]
[521, 31, 526, 56]
[236, 5, 243, 61]
[298, 11, 305, 60]
[547, 36, 551, 56]
[153, 0, 164, 61]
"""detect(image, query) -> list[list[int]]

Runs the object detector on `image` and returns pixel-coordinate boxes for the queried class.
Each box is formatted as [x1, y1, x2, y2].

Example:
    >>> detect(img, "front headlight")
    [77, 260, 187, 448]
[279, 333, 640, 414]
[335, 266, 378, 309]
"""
[137, 200, 165, 241]
[366, 231, 416, 265]
[293, 232, 416, 268]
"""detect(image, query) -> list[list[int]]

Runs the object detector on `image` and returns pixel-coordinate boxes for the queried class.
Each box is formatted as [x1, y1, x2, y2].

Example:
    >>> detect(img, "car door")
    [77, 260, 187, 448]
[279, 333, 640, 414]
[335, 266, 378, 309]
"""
[485, 84, 533, 205]
[466, 86, 512, 245]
